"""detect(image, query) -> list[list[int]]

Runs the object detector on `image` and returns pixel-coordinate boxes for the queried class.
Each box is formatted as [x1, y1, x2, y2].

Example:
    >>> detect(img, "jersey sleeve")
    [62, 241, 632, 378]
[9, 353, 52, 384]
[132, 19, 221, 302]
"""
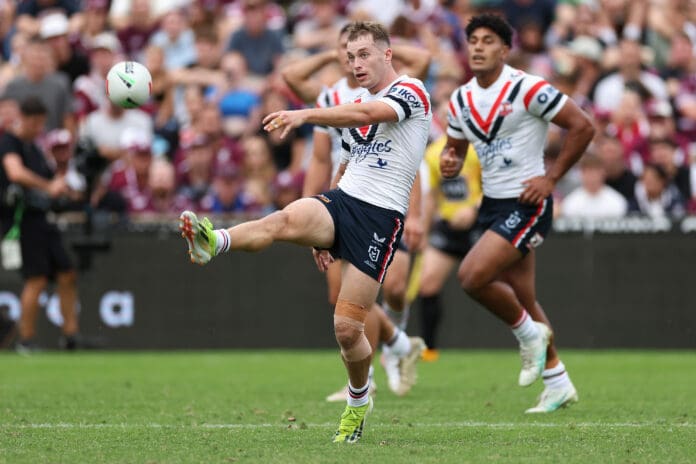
[446, 87, 467, 140]
[313, 87, 332, 134]
[522, 76, 568, 122]
[380, 78, 431, 122]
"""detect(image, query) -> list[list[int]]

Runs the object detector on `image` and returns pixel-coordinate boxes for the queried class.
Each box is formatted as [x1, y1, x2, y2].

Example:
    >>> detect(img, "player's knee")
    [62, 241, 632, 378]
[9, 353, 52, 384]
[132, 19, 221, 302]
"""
[334, 319, 361, 348]
[458, 266, 486, 293]
[333, 299, 371, 360]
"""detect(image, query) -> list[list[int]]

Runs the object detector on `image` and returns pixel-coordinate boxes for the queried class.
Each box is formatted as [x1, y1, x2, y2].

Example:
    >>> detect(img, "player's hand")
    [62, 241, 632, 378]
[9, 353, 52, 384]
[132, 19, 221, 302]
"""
[312, 248, 334, 273]
[47, 176, 68, 198]
[440, 146, 463, 179]
[263, 110, 308, 140]
[519, 176, 555, 205]
[403, 214, 425, 252]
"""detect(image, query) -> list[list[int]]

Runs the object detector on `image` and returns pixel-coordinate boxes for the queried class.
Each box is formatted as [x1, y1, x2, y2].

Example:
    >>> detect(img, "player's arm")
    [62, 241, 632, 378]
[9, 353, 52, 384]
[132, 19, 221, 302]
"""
[263, 101, 398, 139]
[440, 136, 469, 179]
[2, 153, 66, 197]
[519, 99, 595, 204]
[302, 130, 333, 197]
[392, 43, 431, 81]
[402, 170, 424, 251]
[281, 50, 337, 104]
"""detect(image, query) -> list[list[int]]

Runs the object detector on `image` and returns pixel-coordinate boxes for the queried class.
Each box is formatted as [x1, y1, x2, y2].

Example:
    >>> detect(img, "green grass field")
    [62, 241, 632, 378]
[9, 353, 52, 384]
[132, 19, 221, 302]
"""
[1, 350, 695, 463]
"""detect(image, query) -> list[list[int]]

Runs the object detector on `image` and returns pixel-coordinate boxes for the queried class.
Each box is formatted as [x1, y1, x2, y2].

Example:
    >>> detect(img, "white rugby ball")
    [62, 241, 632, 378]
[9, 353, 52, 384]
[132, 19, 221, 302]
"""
[106, 61, 152, 109]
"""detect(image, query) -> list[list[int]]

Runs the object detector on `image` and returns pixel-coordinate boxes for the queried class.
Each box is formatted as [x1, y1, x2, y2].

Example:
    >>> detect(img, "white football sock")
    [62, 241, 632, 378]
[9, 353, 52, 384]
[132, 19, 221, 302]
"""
[386, 329, 411, 357]
[214, 229, 231, 254]
[347, 381, 370, 407]
[542, 361, 572, 389]
[511, 310, 539, 344]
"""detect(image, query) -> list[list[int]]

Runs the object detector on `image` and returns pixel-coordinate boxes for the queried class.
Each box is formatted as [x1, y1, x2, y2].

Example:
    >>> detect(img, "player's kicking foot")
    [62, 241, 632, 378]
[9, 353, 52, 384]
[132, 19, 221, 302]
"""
[518, 322, 552, 387]
[525, 383, 579, 413]
[332, 398, 373, 444]
[325, 380, 377, 403]
[395, 336, 426, 396]
[179, 211, 217, 265]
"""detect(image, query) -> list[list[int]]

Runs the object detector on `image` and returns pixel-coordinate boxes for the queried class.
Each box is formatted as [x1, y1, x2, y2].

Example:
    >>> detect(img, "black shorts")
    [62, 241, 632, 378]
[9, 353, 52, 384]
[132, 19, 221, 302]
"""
[314, 189, 404, 283]
[19, 213, 73, 279]
[429, 219, 474, 259]
[475, 195, 553, 255]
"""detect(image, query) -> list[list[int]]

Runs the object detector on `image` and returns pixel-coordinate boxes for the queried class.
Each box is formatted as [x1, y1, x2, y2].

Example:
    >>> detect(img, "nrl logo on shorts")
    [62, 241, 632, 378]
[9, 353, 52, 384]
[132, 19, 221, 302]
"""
[505, 211, 522, 229]
[367, 245, 381, 262]
[316, 194, 331, 203]
[527, 233, 544, 249]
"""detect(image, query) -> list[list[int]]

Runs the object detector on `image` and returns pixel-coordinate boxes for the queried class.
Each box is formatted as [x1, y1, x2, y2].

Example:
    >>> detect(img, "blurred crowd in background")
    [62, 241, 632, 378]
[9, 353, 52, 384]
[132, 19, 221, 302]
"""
[0, 0, 694, 223]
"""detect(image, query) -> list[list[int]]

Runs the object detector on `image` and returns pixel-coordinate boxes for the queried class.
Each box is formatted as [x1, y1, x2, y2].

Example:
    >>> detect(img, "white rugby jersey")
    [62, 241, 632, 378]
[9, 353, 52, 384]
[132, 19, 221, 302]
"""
[337, 75, 432, 214]
[315, 78, 365, 178]
[447, 65, 568, 198]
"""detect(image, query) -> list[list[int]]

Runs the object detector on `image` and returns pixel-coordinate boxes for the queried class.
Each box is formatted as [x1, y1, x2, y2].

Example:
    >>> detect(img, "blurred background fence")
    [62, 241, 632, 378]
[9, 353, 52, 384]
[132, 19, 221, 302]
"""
[2, 216, 695, 350]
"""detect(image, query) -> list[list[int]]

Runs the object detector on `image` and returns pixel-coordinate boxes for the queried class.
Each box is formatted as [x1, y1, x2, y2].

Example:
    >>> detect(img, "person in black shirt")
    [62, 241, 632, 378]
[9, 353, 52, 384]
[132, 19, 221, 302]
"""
[0, 96, 80, 352]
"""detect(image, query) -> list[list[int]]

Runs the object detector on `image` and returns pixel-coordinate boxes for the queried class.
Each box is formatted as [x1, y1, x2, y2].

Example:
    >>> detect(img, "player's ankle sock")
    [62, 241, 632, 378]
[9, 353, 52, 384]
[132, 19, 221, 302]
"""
[383, 303, 409, 331]
[386, 329, 411, 357]
[347, 381, 370, 407]
[214, 229, 231, 254]
[511, 310, 539, 343]
[542, 361, 571, 389]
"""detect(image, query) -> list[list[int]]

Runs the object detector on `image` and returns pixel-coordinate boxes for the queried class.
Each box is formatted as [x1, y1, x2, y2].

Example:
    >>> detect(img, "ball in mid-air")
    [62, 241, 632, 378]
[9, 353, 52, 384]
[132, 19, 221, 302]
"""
[106, 61, 152, 109]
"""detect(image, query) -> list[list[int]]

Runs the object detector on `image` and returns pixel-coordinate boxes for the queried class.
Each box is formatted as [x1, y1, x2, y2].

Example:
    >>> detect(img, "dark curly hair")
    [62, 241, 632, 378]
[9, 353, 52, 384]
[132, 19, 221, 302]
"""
[465, 13, 513, 48]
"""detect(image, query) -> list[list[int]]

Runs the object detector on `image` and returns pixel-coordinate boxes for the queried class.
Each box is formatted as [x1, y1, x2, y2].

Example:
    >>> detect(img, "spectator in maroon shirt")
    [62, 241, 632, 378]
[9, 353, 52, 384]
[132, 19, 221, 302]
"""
[115, 0, 158, 61]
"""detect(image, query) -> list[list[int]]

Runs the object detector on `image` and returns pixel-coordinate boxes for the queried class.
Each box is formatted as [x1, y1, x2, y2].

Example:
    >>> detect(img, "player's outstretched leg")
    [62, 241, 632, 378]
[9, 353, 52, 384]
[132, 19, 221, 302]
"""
[525, 361, 579, 413]
[179, 211, 219, 265]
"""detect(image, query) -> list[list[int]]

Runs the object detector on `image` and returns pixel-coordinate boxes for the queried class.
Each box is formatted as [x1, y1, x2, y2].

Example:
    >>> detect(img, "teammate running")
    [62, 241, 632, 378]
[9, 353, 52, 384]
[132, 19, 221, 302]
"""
[441, 14, 594, 413]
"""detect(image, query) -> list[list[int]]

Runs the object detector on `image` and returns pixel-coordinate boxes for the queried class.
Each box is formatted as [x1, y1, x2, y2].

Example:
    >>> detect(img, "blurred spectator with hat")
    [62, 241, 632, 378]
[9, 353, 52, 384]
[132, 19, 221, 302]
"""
[272, 169, 303, 210]
[199, 162, 244, 213]
[15, 0, 84, 38]
[43, 128, 87, 211]
[98, 127, 155, 214]
[74, 31, 121, 121]
[40, 12, 90, 84]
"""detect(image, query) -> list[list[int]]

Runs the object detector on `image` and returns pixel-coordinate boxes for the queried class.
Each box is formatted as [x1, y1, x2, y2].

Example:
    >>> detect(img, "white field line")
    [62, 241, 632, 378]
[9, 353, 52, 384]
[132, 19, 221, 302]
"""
[1, 422, 694, 430]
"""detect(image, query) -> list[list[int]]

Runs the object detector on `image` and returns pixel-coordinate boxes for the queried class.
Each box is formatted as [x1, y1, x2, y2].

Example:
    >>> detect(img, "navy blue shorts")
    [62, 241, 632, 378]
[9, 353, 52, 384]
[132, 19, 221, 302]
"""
[475, 196, 553, 255]
[429, 219, 475, 259]
[314, 189, 404, 283]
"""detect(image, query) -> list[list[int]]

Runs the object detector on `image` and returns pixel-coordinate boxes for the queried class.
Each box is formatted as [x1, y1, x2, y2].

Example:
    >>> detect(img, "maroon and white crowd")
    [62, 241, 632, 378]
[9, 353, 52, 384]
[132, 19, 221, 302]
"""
[0, 0, 694, 220]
